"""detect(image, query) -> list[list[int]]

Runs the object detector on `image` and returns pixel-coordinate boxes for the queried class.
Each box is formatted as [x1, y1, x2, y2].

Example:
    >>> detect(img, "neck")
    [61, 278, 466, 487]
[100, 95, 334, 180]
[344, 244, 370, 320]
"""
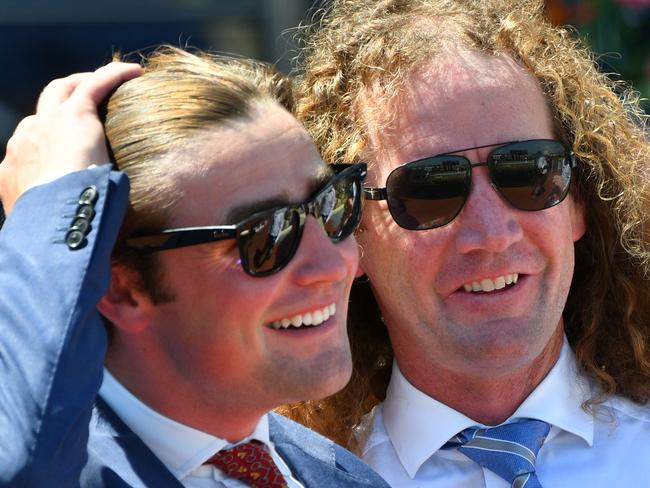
[105, 345, 268, 443]
[396, 330, 563, 425]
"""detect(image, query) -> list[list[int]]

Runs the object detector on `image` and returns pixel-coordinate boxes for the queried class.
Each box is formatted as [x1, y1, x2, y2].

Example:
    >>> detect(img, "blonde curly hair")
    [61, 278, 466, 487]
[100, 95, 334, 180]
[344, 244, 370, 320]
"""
[277, 0, 650, 451]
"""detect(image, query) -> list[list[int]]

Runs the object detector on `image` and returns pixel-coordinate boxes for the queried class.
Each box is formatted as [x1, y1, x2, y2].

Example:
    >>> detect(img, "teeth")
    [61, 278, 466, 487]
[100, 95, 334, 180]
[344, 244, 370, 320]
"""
[270, 303, 336, 329]
[480, 278, 495, 292]
[313, 309, 323, 324]
[462, 273, 519, 293]
[323, 306, 331, 321]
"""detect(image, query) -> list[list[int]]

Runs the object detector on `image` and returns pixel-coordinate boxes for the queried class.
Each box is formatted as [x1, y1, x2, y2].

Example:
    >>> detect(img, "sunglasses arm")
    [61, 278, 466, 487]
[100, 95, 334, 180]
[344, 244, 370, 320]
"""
[126, 226, 237, 252]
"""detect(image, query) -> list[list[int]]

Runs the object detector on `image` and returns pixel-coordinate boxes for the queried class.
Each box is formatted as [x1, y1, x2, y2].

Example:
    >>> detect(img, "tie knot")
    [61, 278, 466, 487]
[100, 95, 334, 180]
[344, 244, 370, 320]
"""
[445, 419, 550, 488]
[207, 440, 288, 488]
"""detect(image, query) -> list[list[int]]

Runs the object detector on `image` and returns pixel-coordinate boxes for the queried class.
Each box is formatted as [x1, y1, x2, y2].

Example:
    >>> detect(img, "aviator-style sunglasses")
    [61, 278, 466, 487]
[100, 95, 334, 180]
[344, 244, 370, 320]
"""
[363, 139, 576, 230]
[126, 163, 367, 276]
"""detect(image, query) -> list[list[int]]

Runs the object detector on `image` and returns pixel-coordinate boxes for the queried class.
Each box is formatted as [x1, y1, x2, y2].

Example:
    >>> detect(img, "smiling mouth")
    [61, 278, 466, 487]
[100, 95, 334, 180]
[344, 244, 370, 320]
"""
[462, 273, 519, 293]
[269, 303, 336, 330]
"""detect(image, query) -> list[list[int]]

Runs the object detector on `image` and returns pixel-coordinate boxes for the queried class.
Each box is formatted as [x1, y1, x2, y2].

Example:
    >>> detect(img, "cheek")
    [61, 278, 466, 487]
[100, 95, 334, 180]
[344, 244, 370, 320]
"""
[361, 201, 397, 236]
[528, 203, 578, 245]
[338, 236, 361, 278]
[358, 226, 387, 279]
[568, 197, 587, 242]
[358, 225, 418, 282]
[169, 253, 279, 316]
[521, 206, 578, 280]
[358, 204, 397, 259]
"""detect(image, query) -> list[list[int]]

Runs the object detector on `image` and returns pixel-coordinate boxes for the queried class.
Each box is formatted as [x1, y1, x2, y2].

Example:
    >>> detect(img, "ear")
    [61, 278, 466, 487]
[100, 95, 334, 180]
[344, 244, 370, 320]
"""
[355, 243, 369, 278]
[569, 194, 587, 242]
[97, 264, 156, 334]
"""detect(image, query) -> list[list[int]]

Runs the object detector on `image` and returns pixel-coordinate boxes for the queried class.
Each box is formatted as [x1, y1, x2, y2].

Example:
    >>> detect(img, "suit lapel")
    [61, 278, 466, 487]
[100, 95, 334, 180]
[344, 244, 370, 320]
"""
[85, 403, 382, 487]
[83, 398, 182, 487]
[269, 413, 381, 488]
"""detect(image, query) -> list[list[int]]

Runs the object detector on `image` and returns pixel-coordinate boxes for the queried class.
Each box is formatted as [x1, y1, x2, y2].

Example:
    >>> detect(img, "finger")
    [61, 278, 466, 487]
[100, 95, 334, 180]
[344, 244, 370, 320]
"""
[36, 72, 92, 114]
[68, 62, 143, 112]
[3, 115, 38, 154]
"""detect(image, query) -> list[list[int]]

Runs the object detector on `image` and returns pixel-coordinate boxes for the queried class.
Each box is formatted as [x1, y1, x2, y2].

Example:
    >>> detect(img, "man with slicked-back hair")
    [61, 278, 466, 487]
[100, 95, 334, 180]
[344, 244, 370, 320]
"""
[0, 47, 388, 488]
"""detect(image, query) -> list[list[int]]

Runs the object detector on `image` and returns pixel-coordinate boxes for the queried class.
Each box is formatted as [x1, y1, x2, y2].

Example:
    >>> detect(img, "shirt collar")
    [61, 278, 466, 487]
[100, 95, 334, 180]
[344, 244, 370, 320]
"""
[512, 337, 594, 446]
[382, 337, 594, 479]
[99, 368, 272, 479]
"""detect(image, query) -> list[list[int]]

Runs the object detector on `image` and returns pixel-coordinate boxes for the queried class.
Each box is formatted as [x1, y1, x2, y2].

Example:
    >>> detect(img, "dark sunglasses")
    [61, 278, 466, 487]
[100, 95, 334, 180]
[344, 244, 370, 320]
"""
[126, 163, 366, 276]
[363, 139, 576, 230]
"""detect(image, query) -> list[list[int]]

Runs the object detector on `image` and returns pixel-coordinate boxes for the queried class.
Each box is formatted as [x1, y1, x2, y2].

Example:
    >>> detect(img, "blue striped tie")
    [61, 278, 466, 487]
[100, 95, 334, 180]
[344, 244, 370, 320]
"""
[444, 419, 550, 488]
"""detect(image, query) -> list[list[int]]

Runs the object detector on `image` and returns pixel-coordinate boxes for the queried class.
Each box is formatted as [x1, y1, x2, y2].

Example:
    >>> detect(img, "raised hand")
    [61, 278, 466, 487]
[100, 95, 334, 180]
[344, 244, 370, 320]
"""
[0, 62, 142, 214]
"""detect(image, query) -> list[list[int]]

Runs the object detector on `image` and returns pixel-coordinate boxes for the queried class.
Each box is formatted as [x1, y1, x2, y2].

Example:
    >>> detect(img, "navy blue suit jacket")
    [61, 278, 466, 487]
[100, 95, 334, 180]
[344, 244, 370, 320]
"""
[0, 167, 388, 488]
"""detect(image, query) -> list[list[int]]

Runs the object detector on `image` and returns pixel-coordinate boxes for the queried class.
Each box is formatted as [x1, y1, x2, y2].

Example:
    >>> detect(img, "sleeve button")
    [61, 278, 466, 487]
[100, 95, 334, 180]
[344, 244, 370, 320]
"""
[76, 204, 95, 221]
[78, 186, 98, 205]
[70, 217, 90, 235]
[65, 229, 86, 249]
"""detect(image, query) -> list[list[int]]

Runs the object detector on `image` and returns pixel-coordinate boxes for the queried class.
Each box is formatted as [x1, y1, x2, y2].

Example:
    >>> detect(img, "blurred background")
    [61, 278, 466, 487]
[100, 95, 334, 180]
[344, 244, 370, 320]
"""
[0, 0, 648, 227]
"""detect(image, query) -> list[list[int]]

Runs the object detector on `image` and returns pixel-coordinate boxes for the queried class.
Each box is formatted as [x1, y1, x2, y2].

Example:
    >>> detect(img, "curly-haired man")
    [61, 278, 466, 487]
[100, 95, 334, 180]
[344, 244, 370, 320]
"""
[283, 1, 650, 485]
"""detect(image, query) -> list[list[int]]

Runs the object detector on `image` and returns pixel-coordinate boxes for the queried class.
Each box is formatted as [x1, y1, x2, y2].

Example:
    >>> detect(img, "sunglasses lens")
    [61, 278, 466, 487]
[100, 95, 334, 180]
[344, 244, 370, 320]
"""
[238, 208, 301, 275]
[385, 157, 471, 230]
[315, 172, 360, 241]
[490, 140, 572, 211]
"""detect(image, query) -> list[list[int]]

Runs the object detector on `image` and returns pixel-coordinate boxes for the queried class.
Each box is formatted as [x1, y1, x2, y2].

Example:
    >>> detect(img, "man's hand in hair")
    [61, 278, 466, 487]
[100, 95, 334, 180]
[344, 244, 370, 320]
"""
[0, 62, 142, 215]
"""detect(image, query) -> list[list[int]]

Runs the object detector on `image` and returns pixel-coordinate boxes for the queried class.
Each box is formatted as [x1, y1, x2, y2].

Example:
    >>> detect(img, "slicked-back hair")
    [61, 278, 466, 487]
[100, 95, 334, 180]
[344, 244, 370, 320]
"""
[104, 46, 293, 301]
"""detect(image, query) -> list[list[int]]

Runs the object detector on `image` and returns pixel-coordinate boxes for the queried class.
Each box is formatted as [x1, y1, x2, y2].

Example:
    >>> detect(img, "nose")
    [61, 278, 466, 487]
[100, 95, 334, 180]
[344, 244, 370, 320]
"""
[454, 167, 524, 254]
[290, 216, 357, 286]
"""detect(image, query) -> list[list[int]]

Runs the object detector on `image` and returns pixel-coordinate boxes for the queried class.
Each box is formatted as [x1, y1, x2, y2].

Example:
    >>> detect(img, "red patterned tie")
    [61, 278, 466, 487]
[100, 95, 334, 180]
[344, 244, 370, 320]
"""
[207, 440, 289, 488]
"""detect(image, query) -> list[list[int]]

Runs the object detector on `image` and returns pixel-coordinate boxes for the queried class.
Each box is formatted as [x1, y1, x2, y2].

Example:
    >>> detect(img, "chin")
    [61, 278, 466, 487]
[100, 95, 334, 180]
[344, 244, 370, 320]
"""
[289, 358, 353, 403]
[319, 363, 353, 398]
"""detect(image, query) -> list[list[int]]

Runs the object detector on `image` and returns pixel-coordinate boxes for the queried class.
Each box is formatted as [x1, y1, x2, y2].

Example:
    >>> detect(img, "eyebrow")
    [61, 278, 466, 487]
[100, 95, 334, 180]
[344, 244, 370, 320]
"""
[224, 166, 333, 224]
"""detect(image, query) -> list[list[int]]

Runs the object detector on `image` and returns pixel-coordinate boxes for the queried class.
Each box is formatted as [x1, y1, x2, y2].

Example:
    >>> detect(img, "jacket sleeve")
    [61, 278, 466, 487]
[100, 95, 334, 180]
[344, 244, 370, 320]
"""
[0, 165, 129, 487]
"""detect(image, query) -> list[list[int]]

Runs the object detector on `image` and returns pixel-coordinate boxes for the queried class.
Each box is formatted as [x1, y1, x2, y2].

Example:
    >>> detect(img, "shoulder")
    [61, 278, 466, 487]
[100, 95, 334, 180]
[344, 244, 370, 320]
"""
[599, 395, 650, 423]
[590, 394, 650, 449]
[356, 405, 388, 457]
[269, 413, 390, 488]
[268, 412, 339, 462]
[82, 399, 180, 488]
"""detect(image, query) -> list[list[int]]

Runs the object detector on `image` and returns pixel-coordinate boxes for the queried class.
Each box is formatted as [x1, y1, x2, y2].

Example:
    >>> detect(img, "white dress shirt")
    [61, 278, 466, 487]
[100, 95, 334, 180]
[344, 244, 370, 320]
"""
[360, 339, 650, 487]
[99, 370, 304, 488]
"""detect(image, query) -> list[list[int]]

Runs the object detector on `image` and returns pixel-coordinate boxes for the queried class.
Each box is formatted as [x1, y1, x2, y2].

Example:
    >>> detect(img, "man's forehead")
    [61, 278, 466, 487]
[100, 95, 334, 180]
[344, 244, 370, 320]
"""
[360, 51, 545, 165]
[160, 116, 328, 226]
[221, 164, 332, 225]
[411, 50, 527, 90]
